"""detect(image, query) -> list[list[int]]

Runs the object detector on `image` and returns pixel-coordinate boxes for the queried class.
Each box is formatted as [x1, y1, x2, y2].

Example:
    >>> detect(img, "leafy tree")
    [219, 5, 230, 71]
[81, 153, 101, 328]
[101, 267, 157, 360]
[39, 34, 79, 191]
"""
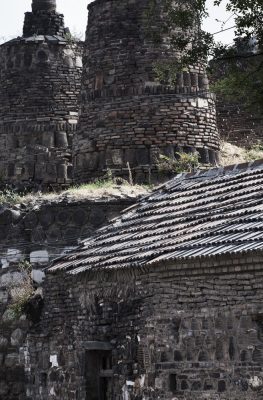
[209, 38, 263, 112]
[147, 0, 263, 63]
[146, 0, 263, 110]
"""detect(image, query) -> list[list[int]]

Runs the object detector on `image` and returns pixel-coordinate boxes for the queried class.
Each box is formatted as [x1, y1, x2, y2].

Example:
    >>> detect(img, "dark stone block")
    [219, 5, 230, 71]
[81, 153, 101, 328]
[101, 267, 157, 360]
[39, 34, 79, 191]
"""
[181, 380, 188, 390]
[11, 381, 25, 395]
[47, 225, 62, 242]
[198, 148, 210, 164]
[0, 209, 13, 225]
[169, 374, 177, 392]
[192, 381, 202, 391]
[56, 132, 68, 148]
[31, 225, 46, 242]
[84, 153, 99, 171]
[24, 212, 39, 229]
[49, 369, 59, 382]
[240, 379, 249, 391]
[72, 209, 88, 225]
[24, 52, 33, 67]
[89, 208, 105, 227]
[6, 366, 25, 382]
[136, 148, 149, 165]
[198, 351, 209, 362]
[39, 209, 55, 228]
[56, 210, 72, 225]
[218, 380, 226, 393]
[240, 350, 249, 362]
[208, 149, 216, 164]
[24, 294, 44, 323]
[58, 164, 67, 180]
[0, 380, 9, 396]
[40, 372, 47, 387]
[161, 352, 169, 362]
[174, 350, 183, 362]
[229, 337, 235, 360]
[204, 380, 214, 390]
[0, 225, 8, 240]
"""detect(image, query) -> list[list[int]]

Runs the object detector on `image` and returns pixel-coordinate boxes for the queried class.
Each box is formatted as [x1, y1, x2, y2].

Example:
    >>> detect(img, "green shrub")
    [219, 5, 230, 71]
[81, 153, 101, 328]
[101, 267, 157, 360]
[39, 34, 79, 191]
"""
[0, 188, 22, 205]
[157, 152, 200, 174]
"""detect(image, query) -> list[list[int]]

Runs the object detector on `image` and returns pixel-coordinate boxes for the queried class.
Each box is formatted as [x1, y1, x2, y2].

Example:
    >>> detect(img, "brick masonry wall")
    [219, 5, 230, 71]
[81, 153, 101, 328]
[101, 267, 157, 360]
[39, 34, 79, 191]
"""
[26, 253, 263, 399]
[0, 39, 83, 189]
[74, 91, 219, 183]
[0, 196, 137, 400]
[74, 0, 219, 183]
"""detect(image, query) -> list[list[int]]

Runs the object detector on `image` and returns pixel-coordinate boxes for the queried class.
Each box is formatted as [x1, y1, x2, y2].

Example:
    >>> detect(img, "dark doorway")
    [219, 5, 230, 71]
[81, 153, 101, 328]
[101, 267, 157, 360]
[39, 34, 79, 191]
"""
[85, 350, 113, 400]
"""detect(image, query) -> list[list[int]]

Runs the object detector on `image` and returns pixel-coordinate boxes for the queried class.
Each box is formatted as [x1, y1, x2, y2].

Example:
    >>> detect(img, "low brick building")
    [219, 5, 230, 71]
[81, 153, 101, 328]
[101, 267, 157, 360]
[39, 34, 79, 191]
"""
[26, 160, 263, 399]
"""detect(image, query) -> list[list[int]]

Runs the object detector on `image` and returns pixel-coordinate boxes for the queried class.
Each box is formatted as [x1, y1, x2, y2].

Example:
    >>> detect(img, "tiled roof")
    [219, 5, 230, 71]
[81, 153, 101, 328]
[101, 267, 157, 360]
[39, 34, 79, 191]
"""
[49, 160, 263, 275]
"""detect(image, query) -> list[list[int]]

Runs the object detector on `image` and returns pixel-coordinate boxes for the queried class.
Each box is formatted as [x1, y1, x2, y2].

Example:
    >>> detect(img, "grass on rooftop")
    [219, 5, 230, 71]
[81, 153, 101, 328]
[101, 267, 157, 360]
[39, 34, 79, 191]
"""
[0, 177, 151, 205]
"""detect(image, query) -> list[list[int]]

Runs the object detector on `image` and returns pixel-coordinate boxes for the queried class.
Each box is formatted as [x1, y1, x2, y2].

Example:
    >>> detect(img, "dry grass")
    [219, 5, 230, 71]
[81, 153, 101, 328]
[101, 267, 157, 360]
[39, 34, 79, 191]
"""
[66, 182, 150, 199]
[220, 142, 263, 166]
[19, 182, 150, 205]
[8, 262, 34, 319]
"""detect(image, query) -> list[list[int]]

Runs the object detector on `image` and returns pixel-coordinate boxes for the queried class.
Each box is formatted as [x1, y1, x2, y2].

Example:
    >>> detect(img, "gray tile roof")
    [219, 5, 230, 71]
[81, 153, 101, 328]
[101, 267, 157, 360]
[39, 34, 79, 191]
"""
[49, 160, 263, 275]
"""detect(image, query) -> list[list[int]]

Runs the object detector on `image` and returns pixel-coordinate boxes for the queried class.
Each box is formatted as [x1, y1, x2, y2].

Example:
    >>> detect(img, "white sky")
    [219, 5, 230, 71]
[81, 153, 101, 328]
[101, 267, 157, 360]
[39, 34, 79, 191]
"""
[0, 0, 235, 45]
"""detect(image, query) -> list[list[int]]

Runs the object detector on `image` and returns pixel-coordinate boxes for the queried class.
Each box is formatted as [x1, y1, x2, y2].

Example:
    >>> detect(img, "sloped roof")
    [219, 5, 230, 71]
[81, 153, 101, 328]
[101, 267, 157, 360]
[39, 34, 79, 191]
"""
[49, 160, 263, 275]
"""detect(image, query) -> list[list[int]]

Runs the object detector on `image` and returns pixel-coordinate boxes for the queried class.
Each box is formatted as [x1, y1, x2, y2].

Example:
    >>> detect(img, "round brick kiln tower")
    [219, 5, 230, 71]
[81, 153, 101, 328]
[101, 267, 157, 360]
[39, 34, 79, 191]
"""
[74, 0, 220, 183]
[0, 0, 83, 189]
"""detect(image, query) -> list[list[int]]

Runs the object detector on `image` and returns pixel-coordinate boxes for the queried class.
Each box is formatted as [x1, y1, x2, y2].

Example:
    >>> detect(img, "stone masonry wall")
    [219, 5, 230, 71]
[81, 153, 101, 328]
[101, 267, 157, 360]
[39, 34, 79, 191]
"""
[23, 10, 65, 37]
[74, 91, 219, 183]
[74, 0, 219, 183]
[0, 195, 136, 272]
[27, 253, 263, 399]
[0, 195, 137, 400]
[0, 268, 29, 400]
[0, 38, 83, 189]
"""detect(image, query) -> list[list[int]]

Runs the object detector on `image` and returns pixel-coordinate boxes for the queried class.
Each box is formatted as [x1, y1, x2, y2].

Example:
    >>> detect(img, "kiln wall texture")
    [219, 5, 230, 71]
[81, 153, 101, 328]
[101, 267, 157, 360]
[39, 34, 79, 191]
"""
[74, 0, 220, 183]
[26, 254, 263, 399]
[0, 0, 83, 189]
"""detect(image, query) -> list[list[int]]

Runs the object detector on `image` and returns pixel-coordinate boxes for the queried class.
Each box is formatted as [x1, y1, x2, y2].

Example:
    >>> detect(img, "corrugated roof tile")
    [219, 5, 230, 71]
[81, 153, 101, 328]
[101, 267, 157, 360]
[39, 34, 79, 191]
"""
[48, 160, 263, 274]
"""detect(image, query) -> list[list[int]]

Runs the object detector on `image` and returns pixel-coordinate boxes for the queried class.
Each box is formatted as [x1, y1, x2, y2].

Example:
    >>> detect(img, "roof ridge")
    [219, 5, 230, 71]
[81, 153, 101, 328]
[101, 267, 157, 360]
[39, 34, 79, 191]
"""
[164, 158, 263, 187]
